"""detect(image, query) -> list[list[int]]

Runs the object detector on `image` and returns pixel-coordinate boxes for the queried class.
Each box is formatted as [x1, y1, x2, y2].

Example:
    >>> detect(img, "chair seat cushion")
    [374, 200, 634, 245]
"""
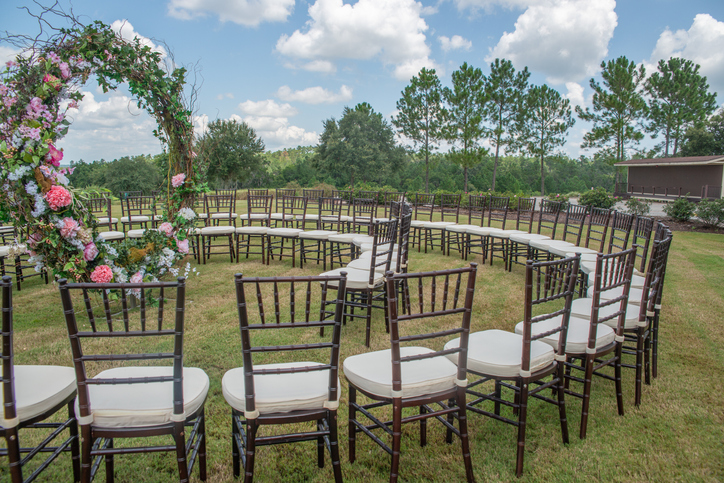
[346, 256, 395, 273]
[236, 226, 269, 235]
[410, 220, 431, 228]
[587, 285, 643, 305]
[352, 235, 375, 246]
[444, 224, 476, 233]
[77, 366, 209, 429]
[445, 329, 554, 378]
[127, 229, 146, 238]
[98, 231, 125, 241]
[120, 216, 150, 223]
[270, 213, 294, 220]
[509, 233, 551, 244]
[200, 226, 236, 235]
[197, 213, 208, 219]
[328, 233, 360, 243]
[239, 213, 270, 220]
[210, 213, 237, 219]
[320, 267, 384, 290]
[571, 298, 640, 329]
[222, 362, 339, 415]
[0, 365, 76, 426]
[514, 315, 615, 354]
[97, 217, 119, 225]
[630, 273, 646, 289]
[299, 230, 338, 240]
[298, 214, 319, 220]
[425, 222, 456, 229]
[466, 227, 506, 236]
[343, 347, 458, 399]
[489, 229, 527, 239]
[547, 245, 598, 257]
[0, 246, 9, 257]
[267, 228, 303, 237]
[529, 239, 575, 250]
[360, 243, 395, 253]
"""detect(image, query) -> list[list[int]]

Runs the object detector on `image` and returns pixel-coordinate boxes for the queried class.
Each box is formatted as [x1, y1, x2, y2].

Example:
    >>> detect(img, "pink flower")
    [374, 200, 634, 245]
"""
[158, 222, 174, 237]
[171, 173, 186, 188]
[46, 143, 63, 167]
[83, 242, 99, 261]
[60, 217, 80, 238]
[59, 62, 70, 79]
[90, 265, 113, 283]
[175, 237, 189, 254]
[130, 271, 144, 284]
[46, 185, 72, 210]
[67, 99, 78, 110]
[27, 232, 42, 247]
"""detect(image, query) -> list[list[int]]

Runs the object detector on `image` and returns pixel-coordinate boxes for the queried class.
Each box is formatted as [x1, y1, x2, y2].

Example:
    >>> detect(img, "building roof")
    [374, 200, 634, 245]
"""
[615, 156, 724, 167]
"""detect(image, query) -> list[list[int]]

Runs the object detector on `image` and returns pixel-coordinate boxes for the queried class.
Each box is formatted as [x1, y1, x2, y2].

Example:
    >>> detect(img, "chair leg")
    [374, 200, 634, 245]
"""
[515, 383, 529, 478]
[232, 413, 241, 478]
[364, 291, 373, 348]
[328, 410, 343, 483]
[457, 386, 476, 483]
[5, 426, 23, 483]
[390, 397, 403, 483]
[80, 425, 92, 483]
[579, 354, 595, 439]
[317, 419, 325, 468]
[173, 421, 190, 483]
[615, 345, 625, 417]
[556, 363, 570, 445]
[420, 405, 427, 447]
[69, 401, 81, 482]
[105, 438, 114, 483]
[198, 412, 207, 481]
[244, 419, 259, 483]
[348, 386, 357, 463]
[652, 310, 660, 378]
[635, 327, 645, 406]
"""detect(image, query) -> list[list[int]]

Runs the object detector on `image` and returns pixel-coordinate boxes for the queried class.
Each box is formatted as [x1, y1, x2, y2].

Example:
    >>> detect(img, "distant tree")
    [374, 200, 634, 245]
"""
[68, 159, 107, 188]
[576, 56, 647, 164]
[315, 103, 406, 188]
[515, 84, 574, 195]
[392, 67, 445, 193]
[680, 109, 724, 156]
[103, 155, 163, 197]
[482, 58, 530, 191]
[195, 119, 266, 188]
[443, 62, 488, 192]
[645, 57, 718, 157]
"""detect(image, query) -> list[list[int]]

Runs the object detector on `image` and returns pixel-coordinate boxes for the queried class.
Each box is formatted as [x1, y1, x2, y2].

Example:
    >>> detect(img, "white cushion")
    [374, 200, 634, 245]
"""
[373, 217, 390, 223]
[299, 230, 338, 240]
[120, 216, 150, 223]
[444, 224, 476, 233]
[565, 252, 599, 263]
[222, 362, 338, 415]
[410, 220, 431, 228]
[98, 231, 125, 241]
[210, 212, 237, 219]
[0, 365, 76, 427]
[346, 256, 394, 273]
[75, 366, 209, 428]
[343, 347, 458, 399]
[127, 229, 146, 238]
[587, 286, 643, 305]
[489, 229, 527, 239]
[425, 222, 456, 229]
[97, 217, 118, 225]
[197, 213, 208, 219]
[267, 228, 303, 237]
[352, 235, 375, 246]
[547, 245, 598, 257]
[340, 215, 353, 223]
[630, 274, 646, 289]
[236, 226, 269, 235]
[571, 298, 640, 330]
[200, 226, 235, 235]
[270, 213, 294, 220]
[509, 233, 551, 244]
[445, 329, 554, 378]
[297, 214, 319, 221]
[239, 213, 270, 220]
[529, 239, 575, 250]
[328, 233, 360, 243]
[0, 246, 9, 257]
[320, 267, 384, 290]
[466, 227, 506, 236]
[360, 243, 395, 253]
[514, 315, 615, 354]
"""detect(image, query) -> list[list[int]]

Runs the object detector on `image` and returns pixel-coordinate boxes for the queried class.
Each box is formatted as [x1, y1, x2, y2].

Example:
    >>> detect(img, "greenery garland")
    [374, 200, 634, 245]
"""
[0, 19, 205, 283]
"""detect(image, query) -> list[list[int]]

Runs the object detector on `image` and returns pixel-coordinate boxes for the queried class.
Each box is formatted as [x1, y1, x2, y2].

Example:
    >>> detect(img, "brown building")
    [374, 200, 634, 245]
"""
[614, 155, 724, 200]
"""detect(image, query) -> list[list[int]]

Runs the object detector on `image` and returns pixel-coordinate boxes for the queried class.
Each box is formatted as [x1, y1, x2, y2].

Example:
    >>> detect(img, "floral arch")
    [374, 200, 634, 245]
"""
[0, 18, 204, 283]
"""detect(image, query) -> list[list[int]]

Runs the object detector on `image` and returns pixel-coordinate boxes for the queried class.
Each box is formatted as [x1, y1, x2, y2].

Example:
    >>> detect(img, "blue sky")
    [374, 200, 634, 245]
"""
[2, 0, 723, 163]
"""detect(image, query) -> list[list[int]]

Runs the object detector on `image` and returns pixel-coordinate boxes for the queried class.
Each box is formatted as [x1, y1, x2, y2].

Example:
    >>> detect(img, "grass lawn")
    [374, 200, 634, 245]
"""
[2, 218, 724, 481]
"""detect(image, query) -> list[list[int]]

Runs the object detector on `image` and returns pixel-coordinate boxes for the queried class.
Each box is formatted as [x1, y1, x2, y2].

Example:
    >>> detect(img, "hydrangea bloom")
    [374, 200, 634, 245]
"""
[130, 271, 144, 284]
[178, 207, 196, 221]
[45, 185, 72, 210]
[90, 265, 113, 283]
[83, 242, 99, 261]
[158, 222, 174, 237]
[171, 173, 186, 188]
[59, 217, 80, 238]
[176, 237, 189, 254]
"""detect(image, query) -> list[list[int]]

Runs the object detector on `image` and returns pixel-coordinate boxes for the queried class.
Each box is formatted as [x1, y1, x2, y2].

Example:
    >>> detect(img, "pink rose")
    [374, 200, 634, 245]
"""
[83, 242, 99, 261]
[45, 185, 72, 210]
[59, 62, 70, 79]
[158, 222, 174, 237]
[60, 217, 80, 238]
[175, 237, 189, 254]
[171, 173, 186, 188]
[130, 271, 144, 284]
[90, 265, 113, 283]
[46, 143, 63, 167]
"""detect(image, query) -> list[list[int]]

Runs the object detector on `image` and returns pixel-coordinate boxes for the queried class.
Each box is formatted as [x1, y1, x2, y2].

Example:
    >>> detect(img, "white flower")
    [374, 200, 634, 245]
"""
[178, 208, 196, 221]
[25, 181, 38, 195]
[8, 165, 30, 181]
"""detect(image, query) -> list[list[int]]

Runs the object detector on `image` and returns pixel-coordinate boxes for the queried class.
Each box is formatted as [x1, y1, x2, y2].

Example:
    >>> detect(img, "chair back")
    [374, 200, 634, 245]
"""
[216, 189, 236, 197]
[439, 194, 461, 224]
[487, 196, 509, 229]
[632, 216, 654, 273]
[513, 197, 537, 233]
[607, 211, 635, 254]
[520, 255, 580, 373]
[233, 273, 348, 416]
[358, 190, 380, 204]
[467, 195, 488, 227]
[351, 198, 376, 234]
[244, 194, 273, 227]
[561, 204, 589, 244]
[125, 195, 156, 225]
[584, 207, 612, 252]
[587, 248, 637, 345]
[382, 192, 406, 219]
[413, 193, 436, 222]
[391, 205, 412, 273]
[205, 193, 236, 226]
[385, 264, 478, 393]
[303, 189, 325, 211]
[537, 199, 564, 237]
[248, 189, 269, 197]
[365, 219, 398, 283]
[87, 196, 113, 230]
[58, 277, 188, 423]
[318, 197, 344, 230]
[332, 190, 353, 216]
[643, 229, 672, 314]
[275, 189, 296, 212]
[121, 190, 142, 200]
[1, 275, 18, 425]
[281, 195, 308, 227]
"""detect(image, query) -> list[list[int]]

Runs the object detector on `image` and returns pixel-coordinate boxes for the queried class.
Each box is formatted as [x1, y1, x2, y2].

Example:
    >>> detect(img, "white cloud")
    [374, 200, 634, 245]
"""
[563, 82, 584, 109]
[452, 0, 538, 13]
[276, 85, 353, 104]
[57, 91, 162, 161]
[275, 0, 437, 80]
[110, 20, 167, 57]
[0, 46, 21, 66]
[486, 0, 617, 84]
[235, 115, 319, 150]
[216, 92, 235, 100]
[303, 60, 337, 73]
[645, 14, 724, 97]
[439, 35, 472, 52]
[167, 0, 295, 26]
[193, 114, 209, 137]
[238, 99, 298, 117]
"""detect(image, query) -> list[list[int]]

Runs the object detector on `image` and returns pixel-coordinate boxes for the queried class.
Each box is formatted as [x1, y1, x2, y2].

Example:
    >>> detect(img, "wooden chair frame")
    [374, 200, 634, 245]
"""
[121, 195, 156, 233]
[236, 194, 273, 264]
[200, 193, 237, 264]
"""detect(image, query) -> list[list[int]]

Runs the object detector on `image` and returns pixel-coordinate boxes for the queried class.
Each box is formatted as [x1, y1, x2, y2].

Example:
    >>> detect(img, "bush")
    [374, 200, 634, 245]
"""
[663, 196, 696, 222]
[624, 197, 652, 216]
[695, 198, 724, 228]
[578, 187, 617, 209]
[544, 193, 570, 210]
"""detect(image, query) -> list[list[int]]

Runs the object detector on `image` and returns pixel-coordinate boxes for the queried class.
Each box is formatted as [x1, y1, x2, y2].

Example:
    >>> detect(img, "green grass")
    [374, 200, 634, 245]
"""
[2, 225, 724, 482]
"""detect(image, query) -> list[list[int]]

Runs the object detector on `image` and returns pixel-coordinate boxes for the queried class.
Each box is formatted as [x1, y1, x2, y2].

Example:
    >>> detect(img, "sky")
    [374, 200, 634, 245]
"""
[1, 0, 723, 164]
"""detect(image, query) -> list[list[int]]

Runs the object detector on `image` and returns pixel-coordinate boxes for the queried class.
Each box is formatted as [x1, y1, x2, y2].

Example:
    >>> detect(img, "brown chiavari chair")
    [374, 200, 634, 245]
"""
[410, 193, 436, 252]
[4, 226, 48, 291]
[508, 199, 564, 269]
[486, 197, 536, 271]
[446, 194, 486, 259]
[528, 203, 591, 261]
[58, 277, 208, 483]
[447, 254, 580, 477]
[327, 198, 376, 269]
[583, 207, 613, 252]
[607, 211, 635, 254]
[88, 197, 125, 243]
[200, 193, 236, 264]
[331, 190, 353, 221]
[236, 194, 273, 264]
[1, 276, 80, 483]
[465, 195, 509, 263]
[247, 189, 268, 196]
[266, 196, 308, 267]
[302, 189, 325, 230]
[380, 191, 406, 220]
[271, 189, 297, 227]
[222, 272, 347, 482]
[121, 195, 156, 238]
[424, 193, 460, 253]
[631, 216, 654, 277]
[299, 197, 343, 271]
[344, 264, 478, 482]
